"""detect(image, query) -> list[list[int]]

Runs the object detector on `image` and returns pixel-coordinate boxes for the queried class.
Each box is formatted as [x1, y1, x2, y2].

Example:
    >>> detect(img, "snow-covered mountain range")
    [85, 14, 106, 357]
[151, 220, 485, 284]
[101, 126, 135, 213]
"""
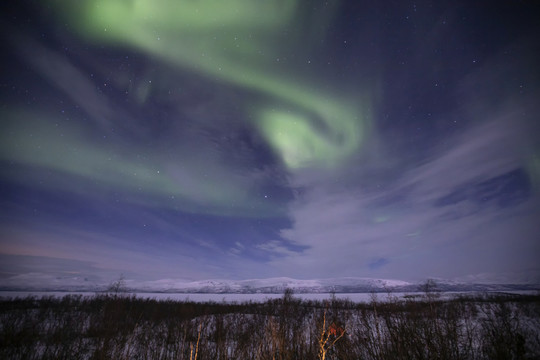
[134, 277, 413, 294]
[1, 274, 538, 293]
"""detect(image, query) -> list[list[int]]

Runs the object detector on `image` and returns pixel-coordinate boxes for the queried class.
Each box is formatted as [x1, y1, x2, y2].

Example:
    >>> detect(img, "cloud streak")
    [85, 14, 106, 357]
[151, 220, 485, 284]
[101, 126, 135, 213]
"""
[267, 53, 540, 282]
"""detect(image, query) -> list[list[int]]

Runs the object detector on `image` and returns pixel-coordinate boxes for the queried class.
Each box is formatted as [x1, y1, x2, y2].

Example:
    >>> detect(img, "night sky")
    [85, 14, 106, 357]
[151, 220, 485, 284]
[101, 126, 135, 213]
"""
[1, 1, 539, 287]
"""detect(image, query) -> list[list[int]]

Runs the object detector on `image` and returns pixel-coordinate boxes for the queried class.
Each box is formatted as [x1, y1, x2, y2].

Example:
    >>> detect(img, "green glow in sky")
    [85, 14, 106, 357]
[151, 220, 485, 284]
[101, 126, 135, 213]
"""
[49, 0, 369, 170]
[528, 155, 540, 192]
[0, 111, 277, 216]
[373, 215, 390, 224]
[258, 108, 361, 169]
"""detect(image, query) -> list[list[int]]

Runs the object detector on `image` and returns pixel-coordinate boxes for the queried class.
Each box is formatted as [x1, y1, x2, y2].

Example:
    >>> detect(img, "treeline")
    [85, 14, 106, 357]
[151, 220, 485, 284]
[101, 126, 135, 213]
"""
[1, 291, 539, 359]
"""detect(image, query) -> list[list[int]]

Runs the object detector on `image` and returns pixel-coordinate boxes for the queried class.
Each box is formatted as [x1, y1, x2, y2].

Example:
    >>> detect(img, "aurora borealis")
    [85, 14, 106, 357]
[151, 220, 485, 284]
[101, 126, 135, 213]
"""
[52, 0, 367, 170]
[1, 1, 539, 287]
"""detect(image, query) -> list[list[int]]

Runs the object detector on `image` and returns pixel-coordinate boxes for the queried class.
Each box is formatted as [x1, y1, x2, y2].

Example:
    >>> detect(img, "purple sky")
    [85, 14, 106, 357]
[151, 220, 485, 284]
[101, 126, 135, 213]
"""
[1, 1, 539, 288]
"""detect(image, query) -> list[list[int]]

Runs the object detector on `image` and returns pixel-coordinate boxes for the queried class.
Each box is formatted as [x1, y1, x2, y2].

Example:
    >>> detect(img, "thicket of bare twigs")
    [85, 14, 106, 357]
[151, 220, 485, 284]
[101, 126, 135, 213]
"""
[1, 290, 539, 359]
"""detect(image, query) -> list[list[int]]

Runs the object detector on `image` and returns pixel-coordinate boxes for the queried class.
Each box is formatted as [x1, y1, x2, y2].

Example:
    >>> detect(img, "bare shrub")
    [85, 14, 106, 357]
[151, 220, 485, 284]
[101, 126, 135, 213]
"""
[1, 292, 539, 359]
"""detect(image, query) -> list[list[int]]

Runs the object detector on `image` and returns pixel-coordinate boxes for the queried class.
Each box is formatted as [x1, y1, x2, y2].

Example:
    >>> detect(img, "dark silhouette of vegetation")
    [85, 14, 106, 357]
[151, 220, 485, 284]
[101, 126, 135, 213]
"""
[105, 274, 128, 295]
[0, 291, 539, 359]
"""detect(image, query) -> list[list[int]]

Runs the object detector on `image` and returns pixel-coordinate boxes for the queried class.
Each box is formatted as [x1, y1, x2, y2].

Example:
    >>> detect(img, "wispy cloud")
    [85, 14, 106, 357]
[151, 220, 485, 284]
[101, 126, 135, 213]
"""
[266, 53, 540, 282]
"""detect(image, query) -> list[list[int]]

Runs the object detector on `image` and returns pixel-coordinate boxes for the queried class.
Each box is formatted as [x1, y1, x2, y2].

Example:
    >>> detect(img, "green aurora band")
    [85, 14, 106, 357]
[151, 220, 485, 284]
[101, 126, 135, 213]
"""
[0, 0, 374, 216]
[1, 110, 268, 216]
[48, 0, 370, 169]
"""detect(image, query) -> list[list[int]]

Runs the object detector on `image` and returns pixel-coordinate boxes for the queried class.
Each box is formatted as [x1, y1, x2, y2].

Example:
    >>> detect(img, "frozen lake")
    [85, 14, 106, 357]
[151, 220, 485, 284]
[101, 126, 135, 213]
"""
[0, 291, 380, 303]
[1, 290, 534, 303]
